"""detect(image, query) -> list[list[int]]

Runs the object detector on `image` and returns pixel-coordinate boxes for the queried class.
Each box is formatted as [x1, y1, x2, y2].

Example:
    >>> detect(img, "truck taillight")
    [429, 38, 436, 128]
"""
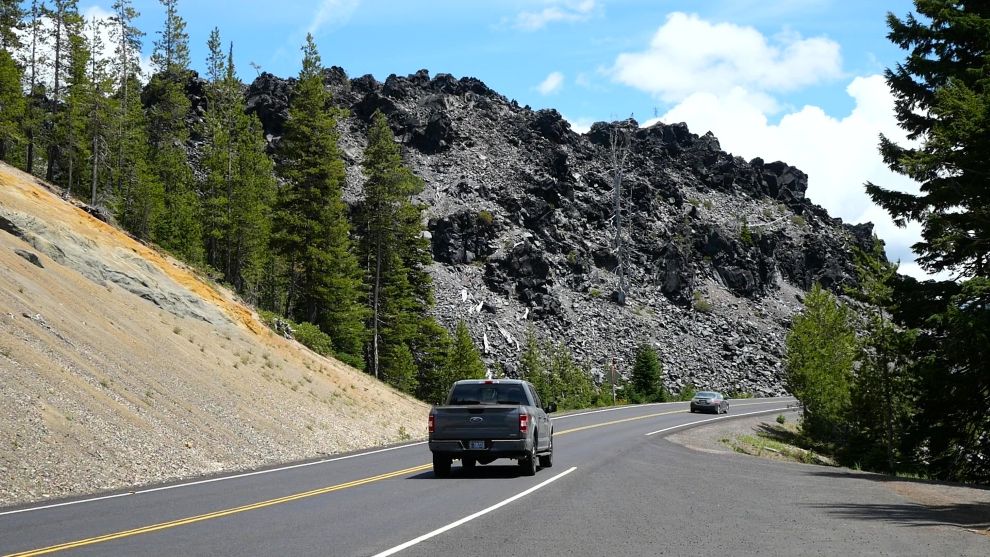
[519, 413, 529, 433]
[428, 414, 435, 433]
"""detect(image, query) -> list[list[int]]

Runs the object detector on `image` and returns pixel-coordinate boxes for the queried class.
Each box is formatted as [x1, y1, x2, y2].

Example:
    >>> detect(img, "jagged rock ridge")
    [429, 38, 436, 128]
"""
[239, 67, 880, 396]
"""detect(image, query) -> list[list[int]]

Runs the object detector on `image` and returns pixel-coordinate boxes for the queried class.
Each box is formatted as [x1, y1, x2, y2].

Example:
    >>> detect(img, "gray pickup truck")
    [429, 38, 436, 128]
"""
[428, 379, 556, 477]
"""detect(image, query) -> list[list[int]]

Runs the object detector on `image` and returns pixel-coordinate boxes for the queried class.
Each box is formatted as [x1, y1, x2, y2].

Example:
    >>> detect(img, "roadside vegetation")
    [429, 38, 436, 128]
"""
[782, 3, 990, 485]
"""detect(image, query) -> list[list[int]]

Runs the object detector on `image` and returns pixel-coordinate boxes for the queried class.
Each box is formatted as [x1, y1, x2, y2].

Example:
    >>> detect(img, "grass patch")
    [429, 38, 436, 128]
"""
[721, 422, 836, 466]
[692, 291, 713, 313]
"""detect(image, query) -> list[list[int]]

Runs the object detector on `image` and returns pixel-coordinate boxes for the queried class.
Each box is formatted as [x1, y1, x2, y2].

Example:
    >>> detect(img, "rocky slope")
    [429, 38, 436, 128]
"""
[0, 163, 427, 507]
[241, 68, 880, 396]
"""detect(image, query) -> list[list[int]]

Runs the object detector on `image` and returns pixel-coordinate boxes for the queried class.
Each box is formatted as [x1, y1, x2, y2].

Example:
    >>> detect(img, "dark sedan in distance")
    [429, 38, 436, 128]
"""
[689, 391, 729, 414]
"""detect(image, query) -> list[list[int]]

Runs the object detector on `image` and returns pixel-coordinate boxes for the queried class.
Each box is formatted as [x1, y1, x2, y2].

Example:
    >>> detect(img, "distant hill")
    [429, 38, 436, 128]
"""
[0, 162, 426, 507]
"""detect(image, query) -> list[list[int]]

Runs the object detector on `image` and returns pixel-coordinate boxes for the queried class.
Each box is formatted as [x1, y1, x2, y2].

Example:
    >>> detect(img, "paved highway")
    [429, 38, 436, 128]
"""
[1, 397, 986, 556]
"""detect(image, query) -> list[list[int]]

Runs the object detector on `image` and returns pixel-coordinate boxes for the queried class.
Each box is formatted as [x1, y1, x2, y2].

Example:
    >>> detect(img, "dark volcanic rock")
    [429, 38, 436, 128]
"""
[231, 67, 887, 396]
[245, 72, 294, 139]
[430, 210, 499, 264]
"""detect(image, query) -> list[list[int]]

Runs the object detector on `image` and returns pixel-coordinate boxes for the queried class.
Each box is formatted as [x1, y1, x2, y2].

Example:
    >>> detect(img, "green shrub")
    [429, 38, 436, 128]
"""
[692, 291, 713, 313]
[293, 321, 334, 357]
[777, 414, 786, 425]
[675, 383, 697, 401]
[477, 210, 494, 226]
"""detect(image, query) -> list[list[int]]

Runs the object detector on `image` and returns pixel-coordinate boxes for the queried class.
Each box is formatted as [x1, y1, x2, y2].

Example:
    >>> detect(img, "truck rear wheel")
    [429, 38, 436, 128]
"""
[519, 446, 537, 476]
[433, 454, 451, 478]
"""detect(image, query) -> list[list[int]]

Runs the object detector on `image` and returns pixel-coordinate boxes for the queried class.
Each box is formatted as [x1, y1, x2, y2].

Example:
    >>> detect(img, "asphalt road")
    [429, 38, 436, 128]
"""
[1, 397, 986, 556]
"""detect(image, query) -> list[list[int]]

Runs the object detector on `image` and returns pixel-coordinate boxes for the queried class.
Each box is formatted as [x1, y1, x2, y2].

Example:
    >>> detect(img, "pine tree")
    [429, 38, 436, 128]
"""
[0, 0, 24, 52]
[414, 320, 453, 404]
[147, 0, 200, 262]
[630, 343, 667, 403]
[42, 0, 81, 184]
[848, 244, 915, 472]
[863, 0, 990, 483]
[447, 321, 486, 381]
[85, 15, 115, 205]
[866, 2, 990, 277]
[0, 0, 25, 164]
[21, 0, 46, 174]
[785, 284, 857, 443]
[358, 110, 430, 381]
[201, 32, 275, 297]
[273, 34, 366, 365]
[62, 9, 91, 197]
[107, 0, 158, 236]
[0, 49, 24, 163]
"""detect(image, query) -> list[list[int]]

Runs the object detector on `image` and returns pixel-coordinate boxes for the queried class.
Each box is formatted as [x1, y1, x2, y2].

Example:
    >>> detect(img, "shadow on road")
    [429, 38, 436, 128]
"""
[408, 464, 539, 480]
[809, 469, 990, 491]
[806, 500, 990, 534]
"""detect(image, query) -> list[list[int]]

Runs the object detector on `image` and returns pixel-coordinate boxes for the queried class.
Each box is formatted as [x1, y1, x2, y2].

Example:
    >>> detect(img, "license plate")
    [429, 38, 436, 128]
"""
[469, 440, 485, 450]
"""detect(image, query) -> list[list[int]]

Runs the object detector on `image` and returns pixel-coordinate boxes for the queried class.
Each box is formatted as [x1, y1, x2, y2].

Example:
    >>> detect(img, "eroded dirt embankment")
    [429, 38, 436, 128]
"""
[0, 163, 427, 507]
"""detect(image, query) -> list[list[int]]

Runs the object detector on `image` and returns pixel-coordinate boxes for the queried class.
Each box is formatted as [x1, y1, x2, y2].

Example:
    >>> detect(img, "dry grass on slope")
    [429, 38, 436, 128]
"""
[0, 163, 428, 507]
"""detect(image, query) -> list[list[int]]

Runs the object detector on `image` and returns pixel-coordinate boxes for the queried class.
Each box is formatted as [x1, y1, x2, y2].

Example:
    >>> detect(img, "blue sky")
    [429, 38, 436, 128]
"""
[76, 0, 935, 278]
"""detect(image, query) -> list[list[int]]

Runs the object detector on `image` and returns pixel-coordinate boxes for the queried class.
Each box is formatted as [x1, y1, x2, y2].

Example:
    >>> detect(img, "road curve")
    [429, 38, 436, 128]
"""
[1, 397, 985, 556]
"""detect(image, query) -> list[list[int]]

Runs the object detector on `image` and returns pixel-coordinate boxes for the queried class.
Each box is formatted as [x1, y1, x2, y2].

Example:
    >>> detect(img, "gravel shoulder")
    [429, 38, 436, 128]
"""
[667, 409, 990, 537]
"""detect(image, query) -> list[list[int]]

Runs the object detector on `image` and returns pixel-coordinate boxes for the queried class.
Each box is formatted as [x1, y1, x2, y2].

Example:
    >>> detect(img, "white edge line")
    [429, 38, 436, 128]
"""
[0, 441, 428, 517]
[552, 397, 794, 421]
[644, 407, 798, 436]
[371, 466, 578, 557]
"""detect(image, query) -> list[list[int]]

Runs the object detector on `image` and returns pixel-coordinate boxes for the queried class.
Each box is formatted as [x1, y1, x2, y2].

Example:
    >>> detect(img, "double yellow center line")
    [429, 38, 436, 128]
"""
[5, 464, 431, 557]
[7, 403, 759, 556]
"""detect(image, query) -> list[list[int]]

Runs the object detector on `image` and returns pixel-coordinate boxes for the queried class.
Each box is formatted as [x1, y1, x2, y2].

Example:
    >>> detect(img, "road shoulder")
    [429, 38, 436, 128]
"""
[666, 410, 990, 538]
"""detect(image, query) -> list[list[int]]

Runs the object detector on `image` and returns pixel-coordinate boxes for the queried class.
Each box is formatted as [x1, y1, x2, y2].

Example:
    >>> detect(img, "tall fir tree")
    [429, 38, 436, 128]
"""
[446, 320, 486, 381]
[847, 245, 916, 473]
[630, 343, 667, 403]
[147, 0, 200, 262]
[864, 1, 990, 483]
[0, 0, 24, 164]
[0, 48, 23, 163]
[785, 284, 857, 443]
[20, 0, 46, 174]
[200, 32, 275, 297]
[62, 9, 90, 197]
[358, 110, 429, 381]
[85, 15, 114, 205]
[42, 0, 81, 184]
[273, 34, 366, 366]
[107, 0, 159, 236]
[0, 0, 24, 52]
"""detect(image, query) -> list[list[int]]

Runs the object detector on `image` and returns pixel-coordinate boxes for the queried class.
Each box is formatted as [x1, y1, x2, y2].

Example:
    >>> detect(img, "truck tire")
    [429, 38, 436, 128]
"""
[433, 454, 451, 478]
[519, 445, 537, 476]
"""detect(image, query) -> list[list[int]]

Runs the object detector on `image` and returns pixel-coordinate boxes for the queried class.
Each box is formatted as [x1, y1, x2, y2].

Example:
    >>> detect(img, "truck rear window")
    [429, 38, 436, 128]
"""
[448, 384, 529, 405]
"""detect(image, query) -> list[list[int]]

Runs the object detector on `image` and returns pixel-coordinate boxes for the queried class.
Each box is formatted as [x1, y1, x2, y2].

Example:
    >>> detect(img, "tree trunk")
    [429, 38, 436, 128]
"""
[371, 236, 383, 379]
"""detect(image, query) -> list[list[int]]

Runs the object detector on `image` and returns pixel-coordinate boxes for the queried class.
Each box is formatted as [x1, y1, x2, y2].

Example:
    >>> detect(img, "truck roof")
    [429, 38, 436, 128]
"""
[451, 379, 527, 385]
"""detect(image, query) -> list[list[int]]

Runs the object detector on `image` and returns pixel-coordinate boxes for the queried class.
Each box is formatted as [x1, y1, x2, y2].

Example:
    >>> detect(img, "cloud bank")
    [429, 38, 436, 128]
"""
[611, 12, 935, 279]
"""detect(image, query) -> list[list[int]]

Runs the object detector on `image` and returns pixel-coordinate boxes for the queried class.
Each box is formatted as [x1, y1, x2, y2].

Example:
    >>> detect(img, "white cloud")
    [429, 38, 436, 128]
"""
[643, 75, 930, 277]
[537, 71, 565, 95]
[564, 115, 596, 134]
[307, 0, 360, 36]
[514, 0, 597, 31]
[611, 12, 842, 105]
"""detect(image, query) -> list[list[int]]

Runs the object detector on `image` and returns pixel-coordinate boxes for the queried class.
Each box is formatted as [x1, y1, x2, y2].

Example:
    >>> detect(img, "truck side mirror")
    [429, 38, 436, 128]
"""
[545, 402, 557, 414]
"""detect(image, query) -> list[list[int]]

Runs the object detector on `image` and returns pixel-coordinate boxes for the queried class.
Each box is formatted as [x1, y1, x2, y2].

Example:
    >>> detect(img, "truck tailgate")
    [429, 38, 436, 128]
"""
[432, 406, 521, 439]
